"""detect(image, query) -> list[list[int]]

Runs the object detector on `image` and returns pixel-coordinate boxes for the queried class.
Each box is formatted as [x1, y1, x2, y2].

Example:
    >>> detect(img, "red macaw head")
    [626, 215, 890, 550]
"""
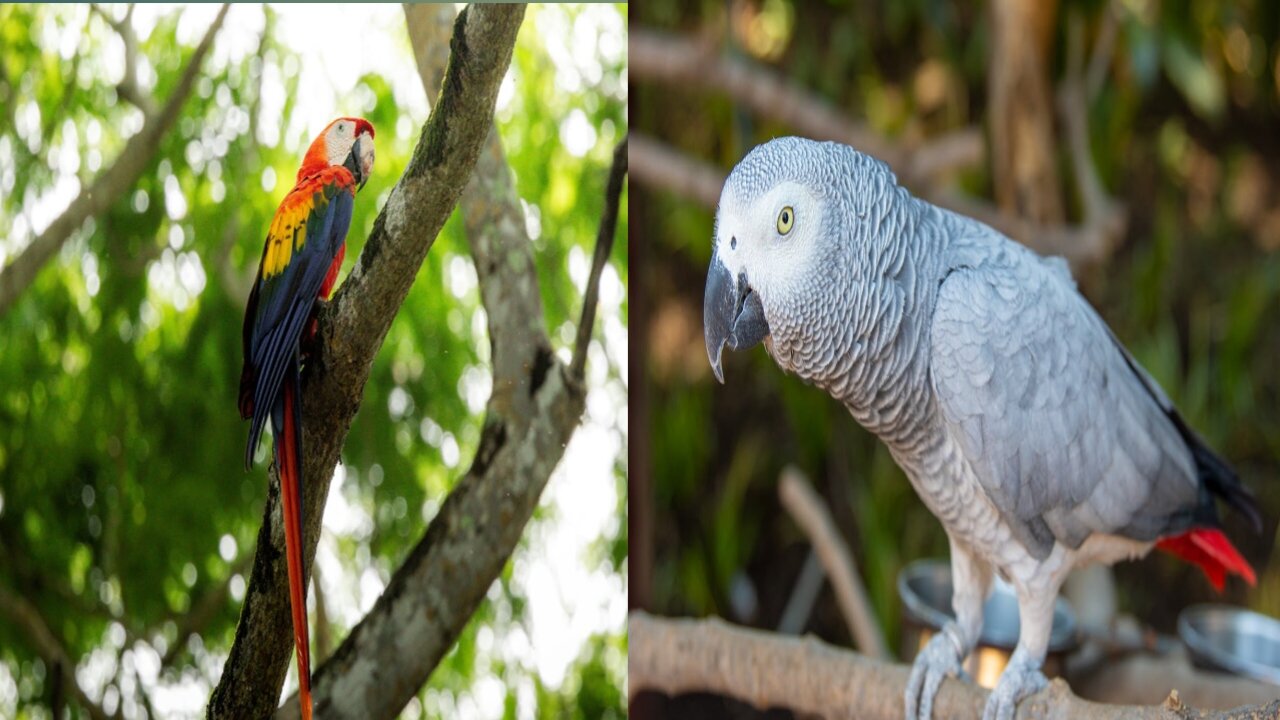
[299, 117, 375, 188]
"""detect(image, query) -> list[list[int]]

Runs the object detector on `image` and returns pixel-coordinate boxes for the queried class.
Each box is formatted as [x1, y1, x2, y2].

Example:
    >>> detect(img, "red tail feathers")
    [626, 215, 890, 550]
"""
[1156, 528, 1256, 592]
[279, 382, 313, 720]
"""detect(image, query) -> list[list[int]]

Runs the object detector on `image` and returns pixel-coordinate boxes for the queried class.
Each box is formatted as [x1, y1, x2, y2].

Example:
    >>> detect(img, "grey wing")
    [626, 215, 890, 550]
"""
[928, 247, 1200, 559]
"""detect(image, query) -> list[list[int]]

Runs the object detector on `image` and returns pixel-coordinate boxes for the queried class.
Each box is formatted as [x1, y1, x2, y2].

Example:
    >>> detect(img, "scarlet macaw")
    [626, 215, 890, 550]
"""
[239, 117, 375, 719]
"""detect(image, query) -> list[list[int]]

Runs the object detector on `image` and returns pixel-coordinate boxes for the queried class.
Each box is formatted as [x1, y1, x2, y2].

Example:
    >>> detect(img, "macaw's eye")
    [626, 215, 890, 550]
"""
[337, 123, 346, 134]
[777, 206, 794, 235]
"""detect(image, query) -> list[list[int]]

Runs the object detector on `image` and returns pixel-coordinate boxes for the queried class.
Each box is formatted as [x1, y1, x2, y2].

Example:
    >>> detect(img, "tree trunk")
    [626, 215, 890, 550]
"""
[988, 0, 1064, 223]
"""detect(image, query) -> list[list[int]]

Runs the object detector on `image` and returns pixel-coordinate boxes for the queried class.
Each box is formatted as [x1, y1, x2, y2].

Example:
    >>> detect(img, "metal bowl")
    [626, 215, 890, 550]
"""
[1179, 605, 1280, 686]
[898, 559, 1078, 687]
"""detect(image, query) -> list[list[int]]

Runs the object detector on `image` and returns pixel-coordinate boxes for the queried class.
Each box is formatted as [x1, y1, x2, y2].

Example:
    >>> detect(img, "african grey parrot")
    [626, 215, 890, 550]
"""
[703, 137, 1261, 720]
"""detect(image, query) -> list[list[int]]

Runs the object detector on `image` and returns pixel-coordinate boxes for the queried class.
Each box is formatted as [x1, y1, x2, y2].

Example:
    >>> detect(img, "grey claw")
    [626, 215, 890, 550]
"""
[904, 627, 967, 720]
[982, 658, 1047, 720]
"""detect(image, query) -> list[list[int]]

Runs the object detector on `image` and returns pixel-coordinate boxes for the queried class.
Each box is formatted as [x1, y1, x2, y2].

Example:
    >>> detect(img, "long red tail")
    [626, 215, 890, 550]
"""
[1156, 528, 1256, 592]
[279, 379, 313, 720]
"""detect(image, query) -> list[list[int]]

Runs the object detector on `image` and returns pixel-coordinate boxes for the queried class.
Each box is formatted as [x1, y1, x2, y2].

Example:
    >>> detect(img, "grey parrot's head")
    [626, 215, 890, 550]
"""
[704, 136, 905, 384]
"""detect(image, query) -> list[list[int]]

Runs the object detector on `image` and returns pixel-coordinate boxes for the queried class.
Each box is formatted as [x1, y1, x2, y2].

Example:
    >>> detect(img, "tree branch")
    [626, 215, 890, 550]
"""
[0, 3, 229, 316]
[0, 586, 112, 720]
[1057, 10, 1128, 272]
[206, 6, 527, 718]
[629, 612, 1280, 720]
[987, 0, 1064, 223]
[215, 4, 272, 308]
[1085, 1, 1121, 105]
[91, 4, 156, 116]
[778, 467, 888, 661]
[629, 133, 723, 208]
[571, 137, 627, 380]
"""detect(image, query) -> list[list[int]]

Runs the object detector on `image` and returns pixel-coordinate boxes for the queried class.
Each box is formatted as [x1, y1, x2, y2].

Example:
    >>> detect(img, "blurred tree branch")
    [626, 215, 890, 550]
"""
[215, 3, 272, 308]
[1085, 1, 1121, 104]
[630, 133, 724, 209]
[1060, 10, 1127, 254]
[778, 467, 887, 661]
[987, 0, 1064, 223]
[631, 27, 1127, 273]
[90, 4, 156, 116]
[0, 4, 230, 317]
[630, 612, 1280, 720]
[630, 29, 984, 185]
[572, 137, 627, 380]
[0, 586, 111, 720]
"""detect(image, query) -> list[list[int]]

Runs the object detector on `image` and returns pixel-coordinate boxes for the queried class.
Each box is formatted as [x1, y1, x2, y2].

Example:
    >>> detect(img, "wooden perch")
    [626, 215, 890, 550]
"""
[778, 466, 888, 661]
[630, 612, 1280, 719]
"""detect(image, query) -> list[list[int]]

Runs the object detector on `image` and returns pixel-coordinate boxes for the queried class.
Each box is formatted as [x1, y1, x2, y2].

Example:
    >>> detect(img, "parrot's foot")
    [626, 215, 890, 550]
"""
[982, 654, 1047, 720]
[904, 625, 968, 720]
[300, 299, 329, 366]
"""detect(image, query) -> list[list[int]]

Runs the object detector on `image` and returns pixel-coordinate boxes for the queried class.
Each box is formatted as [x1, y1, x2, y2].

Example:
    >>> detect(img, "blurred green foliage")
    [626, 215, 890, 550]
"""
[634, 0, 1280, 691]
[0, 4, 626, 718]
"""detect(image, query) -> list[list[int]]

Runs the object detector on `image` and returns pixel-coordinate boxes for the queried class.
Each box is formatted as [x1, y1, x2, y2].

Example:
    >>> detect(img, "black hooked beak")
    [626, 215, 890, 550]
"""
[344, 133, 375, 191]
[704, 247, 770, 384]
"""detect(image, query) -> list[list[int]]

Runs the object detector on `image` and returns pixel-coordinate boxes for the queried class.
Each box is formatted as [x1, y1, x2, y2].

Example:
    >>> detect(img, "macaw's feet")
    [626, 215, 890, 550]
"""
[300, 299, 329, 366]
[982, 653, 1047, 720]
[904, 624, 968, 720]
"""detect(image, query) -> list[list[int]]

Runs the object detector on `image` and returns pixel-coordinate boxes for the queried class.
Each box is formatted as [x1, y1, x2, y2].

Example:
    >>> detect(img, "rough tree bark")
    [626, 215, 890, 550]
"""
[0, 4, 230, 316]
[630, 612, 1280, 720]
[207, 6, 526, 718]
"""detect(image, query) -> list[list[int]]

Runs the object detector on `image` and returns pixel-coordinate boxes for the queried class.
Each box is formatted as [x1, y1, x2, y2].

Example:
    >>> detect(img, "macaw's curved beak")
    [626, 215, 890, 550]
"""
[345, 133, 375, 191]
[704, 247, 770, 384]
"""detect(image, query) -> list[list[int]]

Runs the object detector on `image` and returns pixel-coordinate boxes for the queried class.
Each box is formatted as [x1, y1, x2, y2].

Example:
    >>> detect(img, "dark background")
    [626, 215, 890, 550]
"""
[630, 0, 1280, 716]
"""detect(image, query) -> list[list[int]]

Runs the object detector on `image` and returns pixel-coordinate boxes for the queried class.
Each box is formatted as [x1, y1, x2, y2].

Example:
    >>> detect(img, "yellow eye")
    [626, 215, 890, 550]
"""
[777, 206, 794, 235]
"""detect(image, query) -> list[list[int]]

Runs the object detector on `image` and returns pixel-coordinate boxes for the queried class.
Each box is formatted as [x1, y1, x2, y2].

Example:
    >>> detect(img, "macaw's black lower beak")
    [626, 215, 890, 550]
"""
[344, 134, 374, 191]
[704, 248, 770, 384]
[343, 147, 365, 190]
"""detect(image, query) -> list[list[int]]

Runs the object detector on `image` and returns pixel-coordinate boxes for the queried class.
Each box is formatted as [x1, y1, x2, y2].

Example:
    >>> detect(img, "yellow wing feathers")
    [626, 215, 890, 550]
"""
[261, 193, 315, 279]
[259, 171, 353, 280]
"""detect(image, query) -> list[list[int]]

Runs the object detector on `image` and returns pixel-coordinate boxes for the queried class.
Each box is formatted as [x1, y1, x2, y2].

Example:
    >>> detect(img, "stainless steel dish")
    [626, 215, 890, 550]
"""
[1179, 604, 1280, 686]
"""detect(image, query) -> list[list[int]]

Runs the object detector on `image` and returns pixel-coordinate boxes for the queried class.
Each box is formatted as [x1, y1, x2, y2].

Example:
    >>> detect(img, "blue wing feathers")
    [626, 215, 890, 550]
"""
[242, 178, 353, 469]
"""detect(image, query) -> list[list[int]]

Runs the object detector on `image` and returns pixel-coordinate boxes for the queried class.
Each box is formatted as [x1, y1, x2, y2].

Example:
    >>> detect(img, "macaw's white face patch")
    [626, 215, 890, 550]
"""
[325, 119, 358, 167]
